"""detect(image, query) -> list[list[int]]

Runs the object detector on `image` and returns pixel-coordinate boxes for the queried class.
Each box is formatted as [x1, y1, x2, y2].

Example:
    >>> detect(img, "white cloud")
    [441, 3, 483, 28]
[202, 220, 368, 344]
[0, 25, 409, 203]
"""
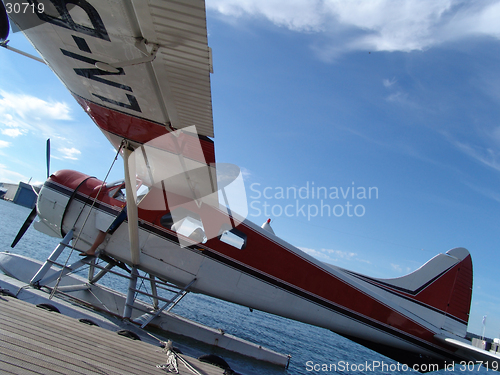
[0, 90, 72, 121]
[492, 126, 500, 144]
[391, 263, 403, 273]
[1, 128, 25, 137]
[385, 91, 420, 108]
[449, 138, 500, 172]
[58, 147, 81, 160]
[0, 90, 83, 164]
[207, 0, 500, 57]
[386, 91, 408, 103]
[0, 90, 73, 139]
[300, 247, 328, 259]
[326, 0, 454, 51]
[391, 263, 411, 274]
[463, 181, 500, 204]
[440, 2, 500, 41]
[299, 246, 369, 264]
[383, 77, 397, 88]
[239, 166, 252, 180]
[208, 0, 326, 32]
[329, 249, 357, 260]
[0, 164, 29, 183]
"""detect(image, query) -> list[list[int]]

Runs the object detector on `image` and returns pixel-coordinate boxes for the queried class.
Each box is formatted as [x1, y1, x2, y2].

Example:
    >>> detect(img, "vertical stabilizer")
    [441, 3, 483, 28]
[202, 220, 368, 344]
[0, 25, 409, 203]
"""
[375, 247, 473, 337]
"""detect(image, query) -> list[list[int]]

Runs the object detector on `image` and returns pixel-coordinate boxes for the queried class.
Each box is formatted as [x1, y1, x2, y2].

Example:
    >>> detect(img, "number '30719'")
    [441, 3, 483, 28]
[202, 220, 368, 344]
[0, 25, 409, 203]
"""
[5, 2, 45, 14]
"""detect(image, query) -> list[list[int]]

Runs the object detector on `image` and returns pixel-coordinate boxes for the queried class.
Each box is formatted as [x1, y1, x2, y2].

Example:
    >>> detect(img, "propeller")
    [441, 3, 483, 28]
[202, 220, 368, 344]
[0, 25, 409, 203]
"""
[46, 139, 50, 178]
[10, 207, 37, 247]
[11, 138, 51, 247]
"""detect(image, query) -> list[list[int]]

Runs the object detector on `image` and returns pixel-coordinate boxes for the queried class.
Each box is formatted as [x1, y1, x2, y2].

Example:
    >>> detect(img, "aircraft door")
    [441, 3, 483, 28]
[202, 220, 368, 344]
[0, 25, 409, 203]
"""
[35, 182, 70, 238]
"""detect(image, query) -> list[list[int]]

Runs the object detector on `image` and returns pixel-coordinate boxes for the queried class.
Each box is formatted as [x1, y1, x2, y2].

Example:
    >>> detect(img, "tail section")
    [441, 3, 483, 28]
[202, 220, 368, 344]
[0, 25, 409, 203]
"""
[375, 247, 473, 337]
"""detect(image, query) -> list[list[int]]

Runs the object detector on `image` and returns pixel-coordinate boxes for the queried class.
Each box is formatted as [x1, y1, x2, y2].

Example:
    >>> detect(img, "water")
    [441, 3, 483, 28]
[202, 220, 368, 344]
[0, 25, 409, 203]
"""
[0, 199, 488, 374]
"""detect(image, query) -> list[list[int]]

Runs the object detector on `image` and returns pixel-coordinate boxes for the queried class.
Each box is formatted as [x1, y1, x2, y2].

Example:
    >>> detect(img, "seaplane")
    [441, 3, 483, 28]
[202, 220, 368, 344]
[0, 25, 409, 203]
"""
[2, 0, 499, 371]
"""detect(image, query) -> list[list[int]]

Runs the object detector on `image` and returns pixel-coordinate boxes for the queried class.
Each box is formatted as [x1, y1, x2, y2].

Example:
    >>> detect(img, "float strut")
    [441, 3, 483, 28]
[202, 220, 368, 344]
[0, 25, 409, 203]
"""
[30, 229, 74, 287]
[123, 266, 139, 319]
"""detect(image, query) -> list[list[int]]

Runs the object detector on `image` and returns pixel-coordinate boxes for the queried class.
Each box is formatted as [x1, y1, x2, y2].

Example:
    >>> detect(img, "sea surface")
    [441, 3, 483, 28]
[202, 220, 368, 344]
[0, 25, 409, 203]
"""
[0, 199, 489, 374]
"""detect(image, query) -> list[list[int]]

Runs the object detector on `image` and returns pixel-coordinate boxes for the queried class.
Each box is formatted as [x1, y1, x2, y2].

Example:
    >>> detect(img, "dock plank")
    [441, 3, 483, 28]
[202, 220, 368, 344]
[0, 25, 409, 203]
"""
[0, 359, 44, 375]
[1, 348, 71, 375]
[0, 296, 225, 375]
[1, 305, 151, 374]
[0, 335, 119, 375]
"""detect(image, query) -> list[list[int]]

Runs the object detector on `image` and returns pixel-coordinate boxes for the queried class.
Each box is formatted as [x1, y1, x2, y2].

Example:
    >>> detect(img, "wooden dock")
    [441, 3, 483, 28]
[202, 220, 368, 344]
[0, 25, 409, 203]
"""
[0, 295, 226, 375]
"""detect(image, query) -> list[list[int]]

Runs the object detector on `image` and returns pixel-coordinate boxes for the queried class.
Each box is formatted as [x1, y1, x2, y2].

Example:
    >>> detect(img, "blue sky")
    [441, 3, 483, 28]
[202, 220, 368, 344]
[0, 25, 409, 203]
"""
[1, 0, 500, 338]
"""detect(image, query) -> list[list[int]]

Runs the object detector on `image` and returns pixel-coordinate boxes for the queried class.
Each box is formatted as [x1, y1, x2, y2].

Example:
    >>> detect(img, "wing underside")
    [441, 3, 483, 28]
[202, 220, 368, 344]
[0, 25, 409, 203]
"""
[9, 0, 214, 137]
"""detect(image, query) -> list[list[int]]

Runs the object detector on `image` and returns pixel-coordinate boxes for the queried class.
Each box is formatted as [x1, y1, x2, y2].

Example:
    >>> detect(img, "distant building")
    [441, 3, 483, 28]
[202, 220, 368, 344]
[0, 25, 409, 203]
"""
[467, 331, 493, 343]
[0, 183, 18, 201]
[14, 182, 37, 208]
[0, 182, 37, 209]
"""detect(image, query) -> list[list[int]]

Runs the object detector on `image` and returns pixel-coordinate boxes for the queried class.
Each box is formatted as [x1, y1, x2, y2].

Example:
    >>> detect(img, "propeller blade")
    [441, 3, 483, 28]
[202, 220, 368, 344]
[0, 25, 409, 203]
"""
[46, 138, 50, 178]
[11, 206, 37, 248]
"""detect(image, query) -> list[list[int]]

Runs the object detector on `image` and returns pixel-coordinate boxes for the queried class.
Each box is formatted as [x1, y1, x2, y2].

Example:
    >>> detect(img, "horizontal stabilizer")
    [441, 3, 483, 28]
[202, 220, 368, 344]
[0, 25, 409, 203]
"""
[435, 333, 500, 369]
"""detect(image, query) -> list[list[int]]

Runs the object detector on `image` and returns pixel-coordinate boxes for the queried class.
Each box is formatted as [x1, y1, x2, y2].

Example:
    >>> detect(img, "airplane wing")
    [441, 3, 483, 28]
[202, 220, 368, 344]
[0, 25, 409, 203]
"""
[8, 0, 214, 143]
[8, 0, 218, 213]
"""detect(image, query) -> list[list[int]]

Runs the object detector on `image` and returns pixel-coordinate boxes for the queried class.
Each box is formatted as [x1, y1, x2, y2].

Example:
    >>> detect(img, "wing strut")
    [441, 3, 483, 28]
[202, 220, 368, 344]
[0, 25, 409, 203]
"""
[122, 141, 141, 319]
[0, 40, 46, 64]
[123, 141, 140, 266]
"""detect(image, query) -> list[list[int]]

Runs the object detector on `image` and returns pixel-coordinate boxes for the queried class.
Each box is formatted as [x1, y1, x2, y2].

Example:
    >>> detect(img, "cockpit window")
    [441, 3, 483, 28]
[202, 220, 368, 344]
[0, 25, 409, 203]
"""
[108, 181, 126, 201]
[106, 179, 144, 203]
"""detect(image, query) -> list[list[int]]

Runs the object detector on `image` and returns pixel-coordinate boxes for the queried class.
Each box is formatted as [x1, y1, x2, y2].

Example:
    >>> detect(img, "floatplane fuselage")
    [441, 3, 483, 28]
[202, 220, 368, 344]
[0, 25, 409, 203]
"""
[34, 167, 473, 371]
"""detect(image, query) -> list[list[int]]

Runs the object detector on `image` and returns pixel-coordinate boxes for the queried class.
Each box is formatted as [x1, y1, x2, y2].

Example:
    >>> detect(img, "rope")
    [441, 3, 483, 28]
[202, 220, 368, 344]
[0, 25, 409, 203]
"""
[155, 340, 202, 375]
[174, 353, 203, 375]
[49, 141, 125, 300]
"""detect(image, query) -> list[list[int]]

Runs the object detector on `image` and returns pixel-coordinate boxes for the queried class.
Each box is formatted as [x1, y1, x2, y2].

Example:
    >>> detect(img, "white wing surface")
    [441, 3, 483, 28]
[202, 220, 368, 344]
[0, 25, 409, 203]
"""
[9, 0, 214, 139]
